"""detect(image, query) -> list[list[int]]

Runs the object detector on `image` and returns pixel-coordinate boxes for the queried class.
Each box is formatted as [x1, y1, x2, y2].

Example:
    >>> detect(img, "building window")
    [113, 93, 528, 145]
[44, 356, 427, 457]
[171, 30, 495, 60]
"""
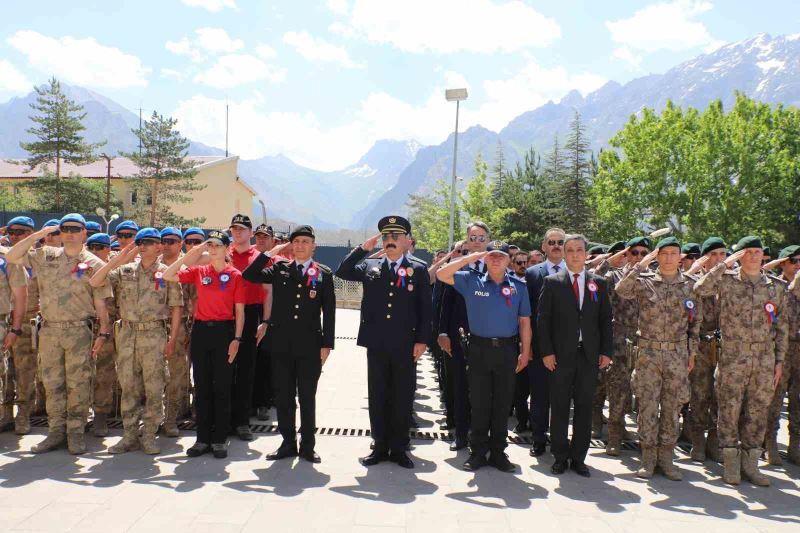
[130, 191, 152, 205]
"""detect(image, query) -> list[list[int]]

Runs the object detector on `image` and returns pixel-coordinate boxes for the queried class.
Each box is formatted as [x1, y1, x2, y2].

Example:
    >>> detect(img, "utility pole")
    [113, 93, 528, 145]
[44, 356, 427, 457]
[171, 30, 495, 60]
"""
[101, 153, 112, 215]
[225, 103, 229, 157]
[138, 106, 143, 156]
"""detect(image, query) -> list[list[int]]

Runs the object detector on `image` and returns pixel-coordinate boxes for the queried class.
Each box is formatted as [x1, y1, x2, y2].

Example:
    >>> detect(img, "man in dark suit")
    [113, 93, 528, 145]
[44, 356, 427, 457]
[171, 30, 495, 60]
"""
[524, 227, 567, 457]
[241, 225, 336, 464]
[537, 233, 613, 477]
[336, 215, 431, 469]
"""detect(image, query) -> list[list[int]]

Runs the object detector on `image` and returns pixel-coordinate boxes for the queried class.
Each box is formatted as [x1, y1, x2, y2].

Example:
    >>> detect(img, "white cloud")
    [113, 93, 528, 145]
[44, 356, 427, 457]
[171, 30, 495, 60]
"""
[166, 27, 244, 62]
[255, 43, 277, 59]
[337, 0, 560, 54]
[606, 1, 722, 66]
[193, 54, 286, 89]
[0, 60, 32, 93]
[7, 30, 149, 88]
[181, 0, 237, 12]
[283, 31, 363, 69]
[160, 68, 185, 80]
[326, 0, 349, 15]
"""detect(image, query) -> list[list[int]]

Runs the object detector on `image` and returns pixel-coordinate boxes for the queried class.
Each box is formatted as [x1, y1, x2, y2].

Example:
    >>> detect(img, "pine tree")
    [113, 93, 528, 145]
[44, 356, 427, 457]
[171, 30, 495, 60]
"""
[557, 111, 594, 235]
[123, 111, 206, 227]
[491, 141, 506, 198]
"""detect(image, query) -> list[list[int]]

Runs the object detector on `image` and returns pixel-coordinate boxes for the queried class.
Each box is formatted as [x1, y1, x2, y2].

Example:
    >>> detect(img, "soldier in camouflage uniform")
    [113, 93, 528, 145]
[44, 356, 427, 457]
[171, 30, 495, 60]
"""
[7, 214, 112, 455]
[684, 237, 727, 463]
[91, 228, 183, 454]
[763, 245, 800, 465]
[694, 236, 788, 486]
[0, 217, 33, 434]
[616, 237, 700, 480]
[85, 232, 118, 438]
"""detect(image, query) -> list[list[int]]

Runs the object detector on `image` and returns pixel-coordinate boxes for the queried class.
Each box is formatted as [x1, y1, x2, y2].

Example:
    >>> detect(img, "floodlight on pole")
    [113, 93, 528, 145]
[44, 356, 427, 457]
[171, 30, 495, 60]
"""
[445, 88, 468, 250]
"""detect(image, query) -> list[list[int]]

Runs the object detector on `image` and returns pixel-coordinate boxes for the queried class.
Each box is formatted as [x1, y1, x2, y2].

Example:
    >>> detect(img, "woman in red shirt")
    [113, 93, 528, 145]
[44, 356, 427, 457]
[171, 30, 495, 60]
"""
[163, 230, 246, 459]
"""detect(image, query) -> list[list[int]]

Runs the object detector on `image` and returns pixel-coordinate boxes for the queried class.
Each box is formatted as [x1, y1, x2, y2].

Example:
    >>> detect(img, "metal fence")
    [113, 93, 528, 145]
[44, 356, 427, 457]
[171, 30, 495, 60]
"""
[334, 277, 363, 309]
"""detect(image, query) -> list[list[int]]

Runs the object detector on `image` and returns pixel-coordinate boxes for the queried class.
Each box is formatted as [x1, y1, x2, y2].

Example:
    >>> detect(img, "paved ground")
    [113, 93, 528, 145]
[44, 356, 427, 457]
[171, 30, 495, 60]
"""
[0, 308, 798, 532]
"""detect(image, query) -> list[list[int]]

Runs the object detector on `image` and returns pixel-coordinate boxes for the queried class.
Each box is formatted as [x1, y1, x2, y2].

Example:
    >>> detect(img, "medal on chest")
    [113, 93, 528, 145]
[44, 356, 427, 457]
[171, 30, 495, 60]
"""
[396, 267, 407, 288]
[72, 262, 89, 280]
[309, 289, 317, 299]
[765, 301, 777, 325]
[501, 285, 513, 307]
[0, 257, 7, 277]
[153, 271, 165, 291]
[219, 273, 231, 291]
[684, 299, 695, 322]
[587, 281, 599, 302]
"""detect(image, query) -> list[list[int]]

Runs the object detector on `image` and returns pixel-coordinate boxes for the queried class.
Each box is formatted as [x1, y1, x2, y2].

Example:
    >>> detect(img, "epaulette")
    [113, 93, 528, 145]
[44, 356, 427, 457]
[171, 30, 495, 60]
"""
[768, 273, 787, 286]
[408, 257, 427, 267]
[317, 263, 333, 274]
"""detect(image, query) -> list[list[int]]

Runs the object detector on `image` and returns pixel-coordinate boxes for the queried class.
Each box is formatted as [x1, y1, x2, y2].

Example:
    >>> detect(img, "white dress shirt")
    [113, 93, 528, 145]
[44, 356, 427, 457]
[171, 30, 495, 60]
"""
[294, 258, 312, 276]
[545, 259, 566, 276]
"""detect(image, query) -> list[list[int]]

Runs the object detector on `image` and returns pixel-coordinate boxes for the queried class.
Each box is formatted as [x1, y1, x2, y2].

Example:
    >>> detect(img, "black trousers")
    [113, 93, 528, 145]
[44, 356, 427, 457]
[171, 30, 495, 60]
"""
[366, 347, 414, 454]
[467, 342, 517, 456]
[445, 342, 470, 439]
[528, 356, 550, 444]
[513, 366, 530, 425]
[191, 320, 234, 444]
[230, 303, 262, 427]
[272, 348, 321, 450]
[252, 330, 273, 409]
[548, 349, 598, 464]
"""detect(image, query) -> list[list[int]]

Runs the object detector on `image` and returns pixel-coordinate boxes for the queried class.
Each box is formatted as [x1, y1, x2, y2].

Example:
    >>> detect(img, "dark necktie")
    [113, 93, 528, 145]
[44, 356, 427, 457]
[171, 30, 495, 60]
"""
[297, 263, 304, 276]
[572, 273, 581, 303]
[553, 265, 560, 274]
[390, 262, 397, 278]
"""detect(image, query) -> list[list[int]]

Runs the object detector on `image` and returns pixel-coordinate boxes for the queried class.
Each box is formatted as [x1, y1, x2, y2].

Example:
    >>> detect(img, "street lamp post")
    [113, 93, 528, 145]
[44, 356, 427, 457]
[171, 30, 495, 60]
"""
[445, 88, 468, 250]
[95, 207, 120, 233]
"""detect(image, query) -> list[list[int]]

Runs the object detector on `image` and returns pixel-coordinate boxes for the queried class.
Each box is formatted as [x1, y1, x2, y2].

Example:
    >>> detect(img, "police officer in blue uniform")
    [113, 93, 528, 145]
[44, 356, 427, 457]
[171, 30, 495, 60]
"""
[336, 216, 432, 469]
[437, 241, 532, 472]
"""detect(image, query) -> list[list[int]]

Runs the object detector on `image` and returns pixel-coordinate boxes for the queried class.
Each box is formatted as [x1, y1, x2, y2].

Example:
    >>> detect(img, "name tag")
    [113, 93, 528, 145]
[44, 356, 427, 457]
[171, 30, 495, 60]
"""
[474, 291, 490, 297]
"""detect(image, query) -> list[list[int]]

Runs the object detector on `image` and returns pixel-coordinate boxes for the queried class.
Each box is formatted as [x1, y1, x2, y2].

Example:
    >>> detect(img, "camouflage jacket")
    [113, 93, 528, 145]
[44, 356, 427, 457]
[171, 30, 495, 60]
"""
[108, 260, 183, 322]
[775, 274, 800, 342]
[605, 263, 639, 330]
[0, 246, 27, 315]
[686, 271, 720, 335]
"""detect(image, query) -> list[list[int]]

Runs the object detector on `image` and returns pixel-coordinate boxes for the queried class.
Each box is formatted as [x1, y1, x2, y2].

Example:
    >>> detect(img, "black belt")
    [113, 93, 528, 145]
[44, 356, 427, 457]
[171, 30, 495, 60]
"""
[470, 335, 518, 348]
[193, 320, 234, 327]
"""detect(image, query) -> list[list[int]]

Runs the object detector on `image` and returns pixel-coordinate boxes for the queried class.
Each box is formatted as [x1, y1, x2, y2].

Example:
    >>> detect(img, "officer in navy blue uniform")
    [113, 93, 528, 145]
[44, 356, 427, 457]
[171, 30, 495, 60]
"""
[336, 215, 432, 469]
[437, 240, 532, 472]
[242, 225, 335, 464]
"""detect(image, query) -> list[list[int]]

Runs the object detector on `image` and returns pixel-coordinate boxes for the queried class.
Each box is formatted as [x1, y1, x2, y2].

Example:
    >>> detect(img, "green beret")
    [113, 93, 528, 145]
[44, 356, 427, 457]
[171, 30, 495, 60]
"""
[656, 236, 681, 250]
[701, 237, 726, 256]
[681, 242, 700, 255]
[588, 245, 608, 255]
[626, 236, 652, 249]
[736, 235, 763, 251]
[608, 241, 626, 253]
[779, 245, 800, 259]
[762, 246, 772, 257]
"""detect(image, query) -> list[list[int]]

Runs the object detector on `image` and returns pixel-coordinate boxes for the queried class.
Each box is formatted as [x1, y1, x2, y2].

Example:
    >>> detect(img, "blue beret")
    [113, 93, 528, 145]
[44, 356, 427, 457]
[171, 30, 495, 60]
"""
[134, 228, 161, 243]
[85, 221, 102, 232]
[160, 227, 182, 239]
[87, 233, 111, 246]
[43, 219, 60, 228]
[60, 213, 86, 227]
[111, 240, 120, 250]
[182, 227, 205, 239]
[115, 220, 139, 234]
[7, 216, 34, 229]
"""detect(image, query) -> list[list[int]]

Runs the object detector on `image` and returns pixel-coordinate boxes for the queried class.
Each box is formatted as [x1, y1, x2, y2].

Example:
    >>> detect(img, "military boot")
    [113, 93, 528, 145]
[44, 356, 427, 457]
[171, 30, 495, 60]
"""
[93, 413, 109, 438]
[722, 447, 741, 485]
[689, 428, 706, 463]
[636, 446, 657, 479]
[31, 432, 66, 453]
[67, 432, 86, 455]
[765, 434, 782, 465]
[788, 435, 800, 465]
[706, 428, 722, 463]
[741, 448, 770, 487]
[0, 404, 14, 432]
[14, 406, 31, 435]
[163, 403, 180, 437]
[108, 432, 140, 454]
[657, 445, 683, 481]
[140, 434, 160, 455]
[605, 422, 622, 457]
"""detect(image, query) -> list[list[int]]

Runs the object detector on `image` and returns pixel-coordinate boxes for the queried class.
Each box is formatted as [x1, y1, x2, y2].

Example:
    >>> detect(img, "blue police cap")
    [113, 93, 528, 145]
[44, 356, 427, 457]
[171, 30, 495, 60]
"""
[7, 216, 34, 229]
[60, 213, 86, 227]
[182, 227, 205, 239]
[43, 219, 60, 228]
[134, 228, 161, 243]
[160, 227, 182, 239]
[87, 233, 111, 247]
[115, 220, 139, 234]
[85, 221, 102, 233]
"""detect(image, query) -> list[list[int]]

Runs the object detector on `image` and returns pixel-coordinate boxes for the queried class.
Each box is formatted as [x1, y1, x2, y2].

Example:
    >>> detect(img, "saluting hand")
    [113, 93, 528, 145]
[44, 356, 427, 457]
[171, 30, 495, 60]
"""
[361, 233, 382, 252]
[762, 257, 788, 271]
[685, 255, 709, 275]
[725, 249, 746, 269]
[268, 241, 291, 256]
[637, 249, 659, 270]
[32, 225, 60, 241]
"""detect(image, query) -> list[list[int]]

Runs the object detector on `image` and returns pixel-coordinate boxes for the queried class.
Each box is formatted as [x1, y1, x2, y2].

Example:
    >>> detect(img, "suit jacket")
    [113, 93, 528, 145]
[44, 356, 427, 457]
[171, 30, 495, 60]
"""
[536, 268, 613, 365]
[525, 262, 551, 357]
[336, 248, 432, 351]
[242, 254, 336, 353]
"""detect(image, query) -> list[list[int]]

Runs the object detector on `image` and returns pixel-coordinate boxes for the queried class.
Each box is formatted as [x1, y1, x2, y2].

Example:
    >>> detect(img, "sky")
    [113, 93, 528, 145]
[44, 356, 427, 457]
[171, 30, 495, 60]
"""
[1, 0, 799, 170]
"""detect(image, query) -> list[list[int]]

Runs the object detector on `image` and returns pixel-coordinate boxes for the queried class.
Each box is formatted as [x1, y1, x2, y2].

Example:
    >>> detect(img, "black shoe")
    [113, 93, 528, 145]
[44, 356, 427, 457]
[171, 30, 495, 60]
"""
[489, 452, 516, 473]
[449, 437, 468, 452]
[570, 461, 591, 477]
[389, 451, 414, 469]
[187, 441, 211, 457]
[211, 443, 228, 459]
[359, 450, 388, 466]
[463, 453, 488, 471]
[236, 425, 254, 441]
[266, 445, 298, 461]
[299, 449, 321, 463]
[513, 422, 530, 434]
[551, 460, 568, 475]
[530, 441, 547, 457]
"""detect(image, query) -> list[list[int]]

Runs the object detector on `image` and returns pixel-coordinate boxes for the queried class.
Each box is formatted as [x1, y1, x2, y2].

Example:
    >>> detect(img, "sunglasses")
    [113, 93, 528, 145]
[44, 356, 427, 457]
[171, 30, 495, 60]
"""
[547, 239, 564, 246]
[162, 238, 181, 245]
[184, 239, 203, 245]
[452, 249, 462, 254]
[788, 257, 800, 265]
[87, 244, 109, 251]
[381, 232, 404, 241]
[469, 235, 487, 242]
[685, 253, 700, 260]
[59, 225, 83, 234]
[7, 228, 31, 236]
[117, 232, 136, 239]
[515, 260, 527, 266]
[628, 249, 649, 257]
[47, 230, 60, 236]
[137, 240, 159, 247]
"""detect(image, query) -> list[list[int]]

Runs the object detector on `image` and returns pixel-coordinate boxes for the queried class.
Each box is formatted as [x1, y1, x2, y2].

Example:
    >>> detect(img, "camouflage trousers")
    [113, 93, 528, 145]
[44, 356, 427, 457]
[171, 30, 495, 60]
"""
[39, 323, 94, 435]
[606, 329, 635, 431]
[115, 322, 168, 436]
[766, 340, 800, 439]
[164, 321, 190, 425]
[688, 338, 718, 436]
[92, 327, 117, 416]
[716, 345, 775, 449]
[1, 321, 38, 417]
[631, 346, 690, 448]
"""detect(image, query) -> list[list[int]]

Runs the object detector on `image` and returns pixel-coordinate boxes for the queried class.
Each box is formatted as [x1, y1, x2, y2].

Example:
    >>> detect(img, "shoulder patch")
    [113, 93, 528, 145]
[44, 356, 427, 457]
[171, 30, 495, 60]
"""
[317, 263, 332, 274]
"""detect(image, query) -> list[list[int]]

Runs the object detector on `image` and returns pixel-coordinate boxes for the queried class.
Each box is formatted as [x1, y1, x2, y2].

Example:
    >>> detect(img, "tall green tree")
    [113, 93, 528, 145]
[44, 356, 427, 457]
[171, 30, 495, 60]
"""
[22, 171, 113, 213]
[123, 111, 206, 227]
[557, 111, 594, 235]
[407, 178, 460, 251]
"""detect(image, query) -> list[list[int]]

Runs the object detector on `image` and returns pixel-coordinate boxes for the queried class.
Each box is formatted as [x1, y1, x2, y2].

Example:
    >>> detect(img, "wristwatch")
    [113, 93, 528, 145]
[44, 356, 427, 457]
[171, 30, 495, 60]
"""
[233, 336, 243, 342]
[9, 328, 22, 336]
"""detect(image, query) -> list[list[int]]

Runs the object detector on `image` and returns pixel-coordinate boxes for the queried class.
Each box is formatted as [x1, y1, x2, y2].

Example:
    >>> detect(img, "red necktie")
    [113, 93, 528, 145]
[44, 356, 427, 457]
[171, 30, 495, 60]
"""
[572, 273, 581, 303]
